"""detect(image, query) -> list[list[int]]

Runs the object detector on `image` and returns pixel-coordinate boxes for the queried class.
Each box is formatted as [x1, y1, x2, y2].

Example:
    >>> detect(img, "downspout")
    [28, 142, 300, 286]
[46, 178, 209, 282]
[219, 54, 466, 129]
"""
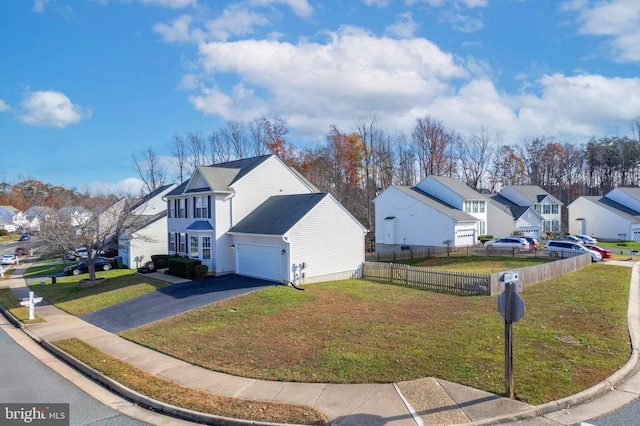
[284, 235, 304, 290]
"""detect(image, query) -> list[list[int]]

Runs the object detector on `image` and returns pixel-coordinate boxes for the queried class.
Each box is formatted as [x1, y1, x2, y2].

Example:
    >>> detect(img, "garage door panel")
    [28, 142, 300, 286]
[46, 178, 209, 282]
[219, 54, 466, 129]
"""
[455, 229, 474, 246]
[236, 243, 282, 282]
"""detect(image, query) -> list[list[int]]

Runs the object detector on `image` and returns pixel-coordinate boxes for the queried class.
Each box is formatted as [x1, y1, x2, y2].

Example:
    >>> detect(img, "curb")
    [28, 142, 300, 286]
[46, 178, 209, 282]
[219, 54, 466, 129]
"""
[462, 262, 640, 425]
[40, 339, 304, 426]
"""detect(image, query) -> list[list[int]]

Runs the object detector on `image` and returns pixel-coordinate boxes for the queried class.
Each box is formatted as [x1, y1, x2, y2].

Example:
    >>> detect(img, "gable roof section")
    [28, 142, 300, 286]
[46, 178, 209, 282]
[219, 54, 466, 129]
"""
[166, 155, 274, 196]
[394, 186, 478, 222]
[613, 187, 640, 202]
[428, 176, 486, 200]
[578, 195, 640, 223]
[229, 193, 328, 235]
[503, 185, 562, 205]
[0, 206, 20, 215]
[489, 194, 542, 220]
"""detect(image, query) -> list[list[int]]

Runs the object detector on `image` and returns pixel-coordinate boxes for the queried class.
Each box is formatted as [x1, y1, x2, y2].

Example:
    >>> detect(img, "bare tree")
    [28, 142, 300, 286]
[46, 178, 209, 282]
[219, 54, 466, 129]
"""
[458, 127, 496, 190]
[132, 146, 167, 194]
[356, 115, 380, 231]
[173, 134, 187, 183]
[186, 132, 207, 175]
[412, 116, 456, 178]
[223, 121, 251, 159]
[38, 193, 159, 282]
[208, 129, 232, 164]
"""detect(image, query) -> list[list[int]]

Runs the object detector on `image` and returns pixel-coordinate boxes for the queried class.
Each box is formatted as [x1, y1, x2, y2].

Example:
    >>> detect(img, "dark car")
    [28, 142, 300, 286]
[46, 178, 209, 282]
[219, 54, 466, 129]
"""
[63, 257, 117, 276]
[18, 233, 31, 241]
[582, 244, 612, 259]
[14, 247, 29, 256]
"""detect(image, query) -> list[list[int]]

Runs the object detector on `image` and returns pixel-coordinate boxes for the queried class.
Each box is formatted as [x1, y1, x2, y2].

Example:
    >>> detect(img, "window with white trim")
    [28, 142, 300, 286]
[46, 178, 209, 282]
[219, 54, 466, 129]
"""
[190, 236, 198, 258]
[202, 236, 211, 259]
[195, 196, 208, 218]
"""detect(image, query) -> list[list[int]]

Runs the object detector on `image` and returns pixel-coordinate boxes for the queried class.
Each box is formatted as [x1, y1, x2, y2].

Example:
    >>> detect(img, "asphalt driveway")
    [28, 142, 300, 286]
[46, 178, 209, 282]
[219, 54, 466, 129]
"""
[80, 274, 275, 333]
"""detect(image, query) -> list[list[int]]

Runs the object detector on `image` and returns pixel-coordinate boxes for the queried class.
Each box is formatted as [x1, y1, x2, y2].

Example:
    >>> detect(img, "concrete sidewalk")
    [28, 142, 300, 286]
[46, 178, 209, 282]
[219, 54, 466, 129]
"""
[1, 260, 639, 426]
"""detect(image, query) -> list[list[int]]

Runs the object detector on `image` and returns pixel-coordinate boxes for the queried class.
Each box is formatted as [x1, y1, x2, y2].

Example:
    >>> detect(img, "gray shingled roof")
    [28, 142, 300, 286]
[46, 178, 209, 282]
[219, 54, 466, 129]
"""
[578, 195, 640, 223]
[614, 187, 640, 202]
[428, 176, 487, 200]
[503, 185, 562, 205]
[489, 194, 535, 220]
[229, 193, 328, 235]
[393, 186, 478, 222]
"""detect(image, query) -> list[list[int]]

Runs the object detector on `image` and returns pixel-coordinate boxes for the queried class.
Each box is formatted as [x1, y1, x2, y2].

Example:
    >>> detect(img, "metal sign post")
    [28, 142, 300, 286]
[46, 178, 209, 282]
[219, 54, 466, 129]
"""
[497, 272, 525, 399]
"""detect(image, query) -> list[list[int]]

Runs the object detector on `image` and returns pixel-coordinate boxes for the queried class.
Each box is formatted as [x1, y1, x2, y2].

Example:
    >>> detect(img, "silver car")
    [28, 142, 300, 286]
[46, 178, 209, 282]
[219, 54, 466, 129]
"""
[484, 237, 530, 251]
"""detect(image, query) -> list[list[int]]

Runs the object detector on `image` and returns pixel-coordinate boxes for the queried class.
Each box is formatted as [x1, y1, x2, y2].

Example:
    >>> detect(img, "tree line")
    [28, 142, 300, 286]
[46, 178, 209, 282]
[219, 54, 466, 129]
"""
[4, 116, 640, 238]
[135, 116, 640, 235]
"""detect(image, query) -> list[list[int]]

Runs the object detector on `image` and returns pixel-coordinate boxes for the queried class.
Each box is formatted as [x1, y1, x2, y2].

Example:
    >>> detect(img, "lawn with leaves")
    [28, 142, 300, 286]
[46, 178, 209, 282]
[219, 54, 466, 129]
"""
[53, 338, 328, 425]
[121, 264, 631, 405]
[403, 255, 549, 273]
[27, 269, 171, 316]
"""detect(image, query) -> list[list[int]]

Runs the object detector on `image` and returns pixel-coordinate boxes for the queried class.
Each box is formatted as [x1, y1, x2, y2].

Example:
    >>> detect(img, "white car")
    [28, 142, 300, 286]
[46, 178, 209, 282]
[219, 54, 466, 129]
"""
[67, 247, 102, 261]
[575, 234, 597, 244]
[544, 240, 602, 262]
[1, 254, 18, 265]
[484, 237, 530, 251]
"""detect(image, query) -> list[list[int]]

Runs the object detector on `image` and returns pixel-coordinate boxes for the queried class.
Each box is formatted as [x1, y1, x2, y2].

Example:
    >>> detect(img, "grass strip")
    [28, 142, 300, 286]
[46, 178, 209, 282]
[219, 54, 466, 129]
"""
[0, 286, 43, 323]
[53, 338, 329, 425]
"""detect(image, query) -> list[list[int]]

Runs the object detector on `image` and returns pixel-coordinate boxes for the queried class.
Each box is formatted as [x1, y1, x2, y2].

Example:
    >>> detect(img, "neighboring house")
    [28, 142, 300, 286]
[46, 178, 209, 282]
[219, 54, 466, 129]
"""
[568, 187, 640, 241]
[374, 175, 483, 252]
[0, 206, 27, 232]
[165, 155, 366, 284]
[58, 206, 93, 228]
[24, 206, 55, 232]
[0, 216, 14, 232]
[118, 184, 177, 268]
[487, 194, 545, 238]
[498, 186, 563, 235]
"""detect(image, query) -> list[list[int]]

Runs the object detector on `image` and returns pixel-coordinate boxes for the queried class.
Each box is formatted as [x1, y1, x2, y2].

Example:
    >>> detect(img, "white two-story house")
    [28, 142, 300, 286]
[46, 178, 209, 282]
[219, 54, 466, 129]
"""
[498, 186, 563, 235]
[165, 155, 367, 284]
[374, 175, 486, 252]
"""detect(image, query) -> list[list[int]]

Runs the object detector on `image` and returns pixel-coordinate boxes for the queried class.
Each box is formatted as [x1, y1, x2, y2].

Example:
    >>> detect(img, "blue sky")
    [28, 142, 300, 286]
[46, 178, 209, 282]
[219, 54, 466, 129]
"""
[2, 0, 640, 194]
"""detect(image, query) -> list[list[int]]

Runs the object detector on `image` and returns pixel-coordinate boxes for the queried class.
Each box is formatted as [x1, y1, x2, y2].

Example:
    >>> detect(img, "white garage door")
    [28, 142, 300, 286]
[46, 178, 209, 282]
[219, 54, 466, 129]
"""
[236, 243, 282, 282]
[519, 226, 540, 238]
[455, 229, 475, 247]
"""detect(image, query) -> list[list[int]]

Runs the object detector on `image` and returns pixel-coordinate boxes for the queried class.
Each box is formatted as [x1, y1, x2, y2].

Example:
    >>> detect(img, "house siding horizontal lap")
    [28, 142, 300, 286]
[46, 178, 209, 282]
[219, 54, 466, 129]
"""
[287, 196, 364, 284]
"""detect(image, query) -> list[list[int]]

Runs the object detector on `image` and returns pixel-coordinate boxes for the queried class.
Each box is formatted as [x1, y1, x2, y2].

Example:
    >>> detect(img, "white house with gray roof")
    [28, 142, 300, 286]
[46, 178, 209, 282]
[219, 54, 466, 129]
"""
[487, 194, 545, 238]
[498, 185, 562, 235]
[374, 175, 484, 252]
[165, 155, 366, 283]
[568, 187, 640, 241]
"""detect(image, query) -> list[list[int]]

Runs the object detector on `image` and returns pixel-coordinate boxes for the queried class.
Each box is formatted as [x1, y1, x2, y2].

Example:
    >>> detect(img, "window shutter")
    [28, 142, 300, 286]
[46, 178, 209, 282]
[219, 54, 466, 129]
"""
[193, 198, 197, 218]
[207, 196, 211, 219]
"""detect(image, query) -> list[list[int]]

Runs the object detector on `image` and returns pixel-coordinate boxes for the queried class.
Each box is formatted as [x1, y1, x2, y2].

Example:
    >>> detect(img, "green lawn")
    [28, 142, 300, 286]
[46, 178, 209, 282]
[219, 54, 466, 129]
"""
[27, 268, 172, 316]
[6, 258, 633, 406]
[120, 264, 631, 405]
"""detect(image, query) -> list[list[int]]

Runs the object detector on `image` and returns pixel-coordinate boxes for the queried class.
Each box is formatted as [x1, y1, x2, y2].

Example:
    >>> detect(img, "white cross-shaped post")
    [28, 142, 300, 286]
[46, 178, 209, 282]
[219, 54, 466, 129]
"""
[19, 291, 43, 320]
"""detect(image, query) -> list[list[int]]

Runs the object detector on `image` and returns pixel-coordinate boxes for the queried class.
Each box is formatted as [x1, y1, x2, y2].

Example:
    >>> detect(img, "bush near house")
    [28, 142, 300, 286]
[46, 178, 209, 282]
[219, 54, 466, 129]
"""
[167, 257, 202, 279]
[193, 264, 209, 279]
[150, 254, 180, 269]
[478, 234, 493, 244]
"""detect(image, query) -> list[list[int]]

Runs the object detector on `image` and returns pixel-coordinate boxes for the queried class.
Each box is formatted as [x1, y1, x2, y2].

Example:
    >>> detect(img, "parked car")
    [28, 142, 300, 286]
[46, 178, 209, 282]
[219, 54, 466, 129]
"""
[484, 237, 530, 251]
[63, 257, 117, 276]
[582, 243, 611, 259]
[18, 233, 31, 241]
[1, 254, 18, 265]
[575, 234, 597, 244]
[544, 240, 602, 262]
[14, 247, 29, 256]
[67, 247, 103, 261]
[524, 237, 540, 249]
[559, 235, 583, 244]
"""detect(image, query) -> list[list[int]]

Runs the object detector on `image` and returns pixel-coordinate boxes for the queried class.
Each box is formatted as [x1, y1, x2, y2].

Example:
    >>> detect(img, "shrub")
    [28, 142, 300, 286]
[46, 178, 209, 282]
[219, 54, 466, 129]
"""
[193, 264, 208, 279]
[167, 257, 201, 279]
[0, 229, 7, 236]
[478, 235, 493, 244]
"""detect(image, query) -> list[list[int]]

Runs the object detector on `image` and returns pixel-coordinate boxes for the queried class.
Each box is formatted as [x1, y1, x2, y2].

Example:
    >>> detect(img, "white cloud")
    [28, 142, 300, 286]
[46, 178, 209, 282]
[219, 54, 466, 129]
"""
[249, 0, 313, 18]
[32, 0, 50, 13]
[571, 0, 640, 62]
[19, 90, 92, 128]
[0, 100, 9, 112]
[385, 12, 419, 38]
[136, 0, 196, 8]
[189, 83, 269, 121]
[405, 0, 487, 8]
[154, 15, 195, 42]
[83, 177, 146, 197]
[192, 26, 467, 135]
[204, 4, 270, 41]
